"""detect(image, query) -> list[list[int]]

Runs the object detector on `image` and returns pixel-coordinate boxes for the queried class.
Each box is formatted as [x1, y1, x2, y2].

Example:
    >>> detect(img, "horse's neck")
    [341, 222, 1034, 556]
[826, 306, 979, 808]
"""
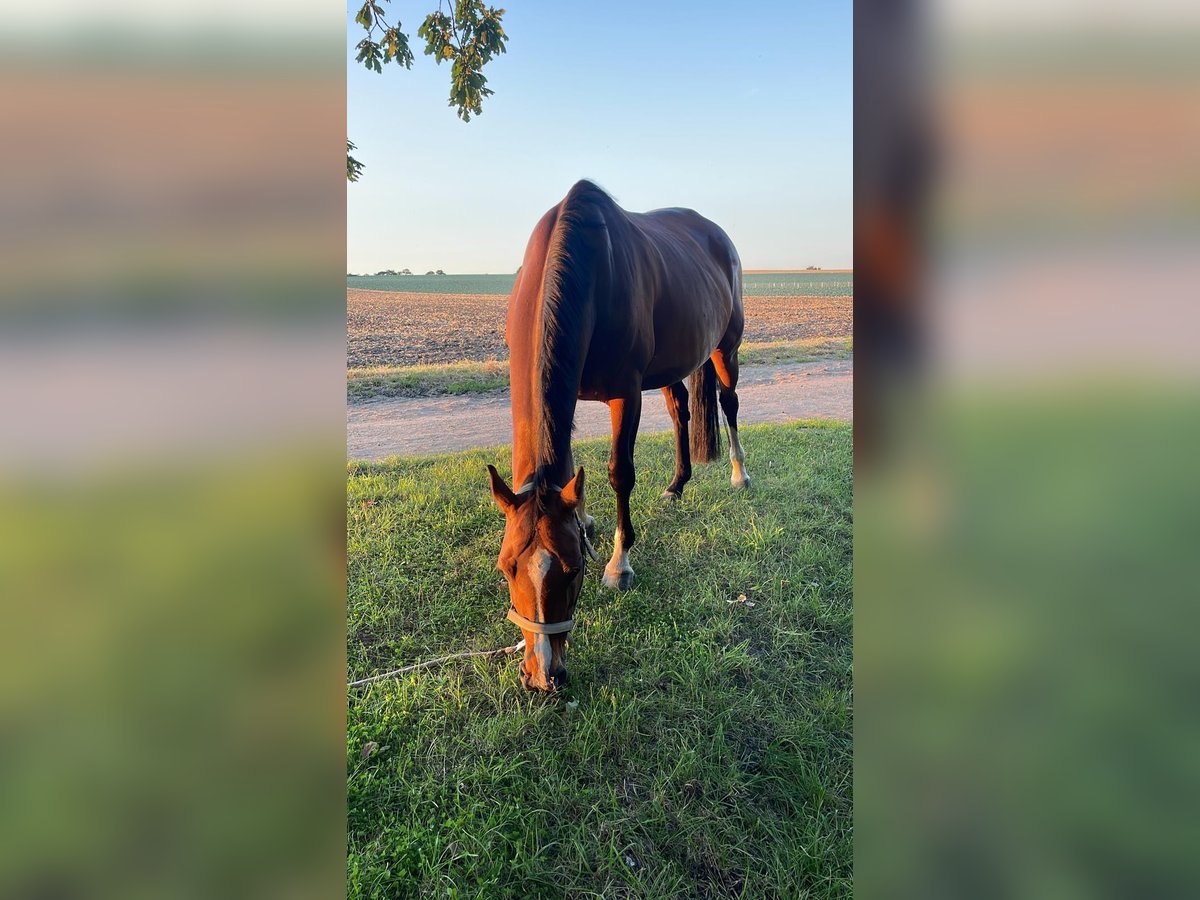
[511, 383, 577, 488]
[511, 201, 601, 486]
[511, 324, 584, 490]
[509, 373, 539, 488]
[541, 390, 578, 485]
[508, 362, 578, 491]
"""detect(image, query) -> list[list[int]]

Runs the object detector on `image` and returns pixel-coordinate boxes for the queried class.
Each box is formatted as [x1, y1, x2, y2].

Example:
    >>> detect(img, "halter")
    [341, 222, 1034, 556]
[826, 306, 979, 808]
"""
[504, 479, 598, 636]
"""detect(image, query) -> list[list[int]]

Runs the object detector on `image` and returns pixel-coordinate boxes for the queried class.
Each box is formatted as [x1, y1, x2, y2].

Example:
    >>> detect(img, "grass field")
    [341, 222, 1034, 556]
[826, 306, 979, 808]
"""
[347, 338, 853, 402]
[740, 336, 852, 367]
[348, 359, 509, 402]
[346, 272, 854, 298]
[347, 422, 853, 897]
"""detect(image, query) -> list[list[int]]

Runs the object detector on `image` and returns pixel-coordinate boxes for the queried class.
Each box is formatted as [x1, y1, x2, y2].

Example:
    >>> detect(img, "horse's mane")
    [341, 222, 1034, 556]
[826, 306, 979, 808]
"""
[531, 180, 612, 495]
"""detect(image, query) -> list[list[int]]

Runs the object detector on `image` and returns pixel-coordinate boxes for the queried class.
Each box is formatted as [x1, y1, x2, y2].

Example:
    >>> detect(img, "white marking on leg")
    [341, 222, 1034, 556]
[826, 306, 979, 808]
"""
[606, 527, 626, 573]
[728, 426, 749, 487]
[603, 526, 633, 588]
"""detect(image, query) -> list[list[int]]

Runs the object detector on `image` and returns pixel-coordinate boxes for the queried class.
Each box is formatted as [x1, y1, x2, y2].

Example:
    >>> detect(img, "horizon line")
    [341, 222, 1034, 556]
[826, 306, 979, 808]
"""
[347, 268, 855, 276]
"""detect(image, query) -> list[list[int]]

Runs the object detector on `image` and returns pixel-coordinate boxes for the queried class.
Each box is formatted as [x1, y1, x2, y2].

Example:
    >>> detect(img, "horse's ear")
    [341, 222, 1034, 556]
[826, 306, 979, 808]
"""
[487, 465, 518, 514]
[559, 467, 585, 510]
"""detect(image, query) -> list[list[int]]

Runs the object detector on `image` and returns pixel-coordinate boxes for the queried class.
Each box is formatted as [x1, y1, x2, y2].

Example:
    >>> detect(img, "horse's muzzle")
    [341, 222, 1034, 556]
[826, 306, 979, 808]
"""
[520, 663, 567, 692]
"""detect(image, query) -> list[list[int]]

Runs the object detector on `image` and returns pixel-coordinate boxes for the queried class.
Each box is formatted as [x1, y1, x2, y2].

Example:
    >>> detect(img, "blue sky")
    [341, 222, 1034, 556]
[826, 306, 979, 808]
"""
[347, 1, 851, 273]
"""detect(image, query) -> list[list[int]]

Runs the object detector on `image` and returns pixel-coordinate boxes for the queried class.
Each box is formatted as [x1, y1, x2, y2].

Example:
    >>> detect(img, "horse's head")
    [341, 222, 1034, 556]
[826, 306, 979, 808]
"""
[487, 465, 592, 692]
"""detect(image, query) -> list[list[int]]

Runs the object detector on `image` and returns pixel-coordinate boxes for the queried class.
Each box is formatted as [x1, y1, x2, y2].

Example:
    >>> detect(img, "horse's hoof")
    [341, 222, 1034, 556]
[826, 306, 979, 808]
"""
[661, 489, 681, 501]
[602, 568, 635, 590]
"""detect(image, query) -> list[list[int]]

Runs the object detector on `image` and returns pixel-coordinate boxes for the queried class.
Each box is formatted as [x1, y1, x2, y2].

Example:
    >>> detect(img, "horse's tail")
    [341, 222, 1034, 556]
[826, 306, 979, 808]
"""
[689, 359, 721, 464]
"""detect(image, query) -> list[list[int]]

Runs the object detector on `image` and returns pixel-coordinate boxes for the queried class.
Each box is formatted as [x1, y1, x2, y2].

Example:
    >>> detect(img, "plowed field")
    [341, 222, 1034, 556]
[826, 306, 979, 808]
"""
[347, 290, 852, 368]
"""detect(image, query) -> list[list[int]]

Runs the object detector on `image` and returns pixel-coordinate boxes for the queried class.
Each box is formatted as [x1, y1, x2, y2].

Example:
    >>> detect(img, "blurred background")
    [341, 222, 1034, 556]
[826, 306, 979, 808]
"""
[856, 0, 1200, 896]
[0, 1, 346, 897]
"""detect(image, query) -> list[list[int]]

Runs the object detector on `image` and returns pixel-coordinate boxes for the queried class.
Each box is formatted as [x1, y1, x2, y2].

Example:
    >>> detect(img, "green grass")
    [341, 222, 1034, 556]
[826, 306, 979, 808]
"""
[348, 359, 509, 401]
[347, 272, 853, 297]
[347, 421, 853, 898]
[739, 336, 852, 367]
[348, 340, 853, 401]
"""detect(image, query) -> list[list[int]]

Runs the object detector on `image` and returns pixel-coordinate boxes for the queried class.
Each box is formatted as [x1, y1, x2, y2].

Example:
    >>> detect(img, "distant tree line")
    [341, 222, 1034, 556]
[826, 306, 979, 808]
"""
[347, 268, 446, 276]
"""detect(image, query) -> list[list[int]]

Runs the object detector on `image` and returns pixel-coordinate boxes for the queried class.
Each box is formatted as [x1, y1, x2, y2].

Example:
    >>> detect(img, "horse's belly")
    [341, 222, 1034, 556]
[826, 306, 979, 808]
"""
[643, 312, 724, 386]
[641, 363, 700, 392]
[579, 273, 734, 397]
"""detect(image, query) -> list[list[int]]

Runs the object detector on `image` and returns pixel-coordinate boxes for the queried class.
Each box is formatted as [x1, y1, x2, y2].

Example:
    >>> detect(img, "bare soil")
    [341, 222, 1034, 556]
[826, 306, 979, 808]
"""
[347, 290, 853, 368]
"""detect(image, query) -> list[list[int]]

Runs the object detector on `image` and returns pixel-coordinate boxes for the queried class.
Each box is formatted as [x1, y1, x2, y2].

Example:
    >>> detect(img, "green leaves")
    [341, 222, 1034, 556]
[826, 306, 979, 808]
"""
[354, 38, 384, 73]
[353, 0, 508, 107]
[353, 2, 376, 29]
[353, 2, 415, 73]
[347, 141, 365, 183]
[417, 10, 455, 61]
[382, 26, 414, 69]
[350, 2, 510, 179]
[417, 2, 509, 122]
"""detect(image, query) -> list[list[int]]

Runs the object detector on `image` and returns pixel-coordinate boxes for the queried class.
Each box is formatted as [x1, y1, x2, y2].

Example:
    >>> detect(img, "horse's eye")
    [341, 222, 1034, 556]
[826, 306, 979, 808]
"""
[563, 563, 582, 578]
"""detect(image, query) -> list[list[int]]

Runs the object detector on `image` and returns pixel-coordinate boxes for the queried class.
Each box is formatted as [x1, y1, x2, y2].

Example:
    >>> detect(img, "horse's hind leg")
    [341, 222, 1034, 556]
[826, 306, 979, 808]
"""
[661, 381, 692, 499]
[711, 349, 750, 489]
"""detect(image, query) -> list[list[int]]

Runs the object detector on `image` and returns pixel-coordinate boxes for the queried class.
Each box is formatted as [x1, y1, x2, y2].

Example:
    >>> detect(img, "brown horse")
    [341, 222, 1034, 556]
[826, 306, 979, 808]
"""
[487, 180, 749, 691]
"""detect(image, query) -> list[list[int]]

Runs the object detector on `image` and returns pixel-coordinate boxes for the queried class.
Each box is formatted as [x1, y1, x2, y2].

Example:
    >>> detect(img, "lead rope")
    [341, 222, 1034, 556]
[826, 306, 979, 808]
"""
[348, 479, 594, 690]
[348, 640, 526, 689]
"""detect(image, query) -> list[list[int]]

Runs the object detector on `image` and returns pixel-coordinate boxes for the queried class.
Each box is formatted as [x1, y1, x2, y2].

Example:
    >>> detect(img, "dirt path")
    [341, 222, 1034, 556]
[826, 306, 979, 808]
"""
[347, 360, 851, 460]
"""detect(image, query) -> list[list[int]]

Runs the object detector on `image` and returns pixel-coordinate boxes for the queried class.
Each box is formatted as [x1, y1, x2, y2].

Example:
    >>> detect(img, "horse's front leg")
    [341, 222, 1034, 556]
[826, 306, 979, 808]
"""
[603, 393, 641, 590]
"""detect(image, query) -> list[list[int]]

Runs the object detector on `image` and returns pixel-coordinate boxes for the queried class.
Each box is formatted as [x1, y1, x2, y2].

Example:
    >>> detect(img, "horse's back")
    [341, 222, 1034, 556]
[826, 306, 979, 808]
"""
[523, 182, 743, 396]
[647, 206, 738, 265]
[629, 207, 742, 387]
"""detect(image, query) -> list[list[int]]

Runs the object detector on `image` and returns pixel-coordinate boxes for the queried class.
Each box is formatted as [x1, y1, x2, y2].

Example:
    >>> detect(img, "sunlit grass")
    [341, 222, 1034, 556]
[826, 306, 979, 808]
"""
[739, 336, 853, 366]
[347, 421, 852, 897]
[347, 359, 508, 401]
[348, 340, 853, 402]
